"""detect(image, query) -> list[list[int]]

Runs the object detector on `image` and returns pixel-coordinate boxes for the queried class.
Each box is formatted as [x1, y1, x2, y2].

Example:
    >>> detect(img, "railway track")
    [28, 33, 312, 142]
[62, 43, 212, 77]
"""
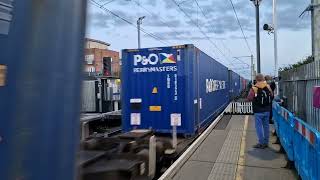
[78, 108, 231, 180]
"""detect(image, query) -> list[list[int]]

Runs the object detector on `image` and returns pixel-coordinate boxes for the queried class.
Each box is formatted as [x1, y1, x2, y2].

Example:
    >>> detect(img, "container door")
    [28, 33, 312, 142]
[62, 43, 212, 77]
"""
[228, 70, 232, 99]
[195, 49, 200, 131]
[123, 47, 186, 133]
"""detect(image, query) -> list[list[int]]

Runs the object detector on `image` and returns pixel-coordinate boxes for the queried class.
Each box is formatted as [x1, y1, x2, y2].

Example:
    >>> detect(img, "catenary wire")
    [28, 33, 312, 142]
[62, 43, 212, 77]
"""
[90, 0, 170, 45]
[228, 0, 253, 54]
[131, 0, 182, 41]
[193, 0, 238, 68]
[171, 0, 227, 60]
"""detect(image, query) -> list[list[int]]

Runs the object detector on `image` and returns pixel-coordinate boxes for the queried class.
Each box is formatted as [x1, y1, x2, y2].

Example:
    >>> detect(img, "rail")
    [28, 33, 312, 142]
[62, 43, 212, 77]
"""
[80, 110, 122, 140]
[80, 110, 121, 122]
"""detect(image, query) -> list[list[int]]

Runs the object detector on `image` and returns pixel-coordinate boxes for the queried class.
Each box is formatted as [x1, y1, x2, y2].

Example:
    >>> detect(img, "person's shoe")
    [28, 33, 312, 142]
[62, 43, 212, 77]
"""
[253, 144, 264, 149]
[262, 144, 269, 148]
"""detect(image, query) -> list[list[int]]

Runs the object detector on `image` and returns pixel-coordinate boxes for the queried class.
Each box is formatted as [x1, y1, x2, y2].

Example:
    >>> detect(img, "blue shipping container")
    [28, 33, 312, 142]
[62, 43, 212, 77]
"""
[0, 1, 86, 179]
[121, 44, 230, 135]
[229, 70, 241, 99]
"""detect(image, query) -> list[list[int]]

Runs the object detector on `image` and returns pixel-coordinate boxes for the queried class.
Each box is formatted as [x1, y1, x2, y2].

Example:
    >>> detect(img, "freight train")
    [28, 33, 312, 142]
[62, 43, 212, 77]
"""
[79, 45, 248, 179]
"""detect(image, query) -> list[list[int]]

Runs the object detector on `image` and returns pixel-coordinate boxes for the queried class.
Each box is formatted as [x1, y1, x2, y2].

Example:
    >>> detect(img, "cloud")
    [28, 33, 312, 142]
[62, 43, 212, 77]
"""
[146, 0, 157, 6]
[113, 0, 131, 6]
[149, 30, 227, 41]
[89, 9, 137, 29]
[144, 14, 182, 27]
[88, 0, 311, 35]
[203, 15, 254, 34]
[261, 0, 311, 31]
[149, 30, 192, 40]
[229, 34, 255, 39]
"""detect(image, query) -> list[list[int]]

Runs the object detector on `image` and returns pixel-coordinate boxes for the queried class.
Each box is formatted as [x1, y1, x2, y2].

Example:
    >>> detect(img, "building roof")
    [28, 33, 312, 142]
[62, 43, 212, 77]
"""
[85, 38, 110, 46]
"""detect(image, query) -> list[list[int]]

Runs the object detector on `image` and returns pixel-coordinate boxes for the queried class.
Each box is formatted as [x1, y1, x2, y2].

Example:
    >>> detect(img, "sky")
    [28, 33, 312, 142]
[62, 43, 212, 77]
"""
[86, 0, 312, 79]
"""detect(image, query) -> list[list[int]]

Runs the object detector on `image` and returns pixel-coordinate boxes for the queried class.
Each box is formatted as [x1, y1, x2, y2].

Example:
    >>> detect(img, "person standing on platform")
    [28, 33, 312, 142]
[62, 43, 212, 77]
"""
[265, 75, 276, 124]
[265, 75, 276, 92]
[247, 74, 273, 149]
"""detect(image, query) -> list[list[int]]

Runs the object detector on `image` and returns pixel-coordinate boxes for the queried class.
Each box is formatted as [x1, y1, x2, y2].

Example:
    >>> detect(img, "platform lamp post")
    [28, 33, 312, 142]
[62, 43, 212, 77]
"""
[250, 0, 262, 73]
[263, 0, 279, 95]
[137, 16, 146, 49]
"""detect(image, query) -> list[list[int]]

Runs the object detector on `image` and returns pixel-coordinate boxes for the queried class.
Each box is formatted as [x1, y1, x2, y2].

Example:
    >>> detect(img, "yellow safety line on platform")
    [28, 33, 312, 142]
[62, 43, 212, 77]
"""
[235, 115, 249, 180]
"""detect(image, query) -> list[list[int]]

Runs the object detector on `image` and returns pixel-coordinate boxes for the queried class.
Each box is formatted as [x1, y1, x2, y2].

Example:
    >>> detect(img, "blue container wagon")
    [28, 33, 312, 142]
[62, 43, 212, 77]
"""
[228, 70, 241, 99]
[121, 44, 230, 135]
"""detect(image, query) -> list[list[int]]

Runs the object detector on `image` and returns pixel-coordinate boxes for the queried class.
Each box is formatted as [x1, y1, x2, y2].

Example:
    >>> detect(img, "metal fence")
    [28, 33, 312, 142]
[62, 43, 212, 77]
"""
[279, 60, 320, 131]
[224, 102, 253, 115]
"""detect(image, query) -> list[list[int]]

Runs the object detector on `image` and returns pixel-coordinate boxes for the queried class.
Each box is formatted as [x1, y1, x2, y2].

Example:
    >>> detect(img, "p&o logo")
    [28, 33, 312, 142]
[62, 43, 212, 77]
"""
[134, 53, 176, 66]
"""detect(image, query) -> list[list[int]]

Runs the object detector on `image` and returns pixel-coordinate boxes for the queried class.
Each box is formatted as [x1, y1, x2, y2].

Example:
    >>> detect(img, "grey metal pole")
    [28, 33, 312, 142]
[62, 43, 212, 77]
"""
[273, 0, 279, 95]
[251, 54, 254, 82]
[137, 19, 141, 49]
[137, 16, 145, 49]
[273, 0, 278, 77]
[98, 78, 103, 113]
[312, 0, 315, 57]
[255, 0, 261, 73]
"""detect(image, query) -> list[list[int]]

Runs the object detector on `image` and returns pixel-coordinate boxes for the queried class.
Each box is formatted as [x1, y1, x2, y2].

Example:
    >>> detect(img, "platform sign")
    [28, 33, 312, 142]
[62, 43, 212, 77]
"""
[130, 113, 141, 125]
[170, 113, 181, 126]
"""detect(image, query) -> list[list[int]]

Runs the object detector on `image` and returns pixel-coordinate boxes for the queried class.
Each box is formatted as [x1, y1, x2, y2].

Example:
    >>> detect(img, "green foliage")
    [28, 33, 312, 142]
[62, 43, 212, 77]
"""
[279, 55, 314, 72]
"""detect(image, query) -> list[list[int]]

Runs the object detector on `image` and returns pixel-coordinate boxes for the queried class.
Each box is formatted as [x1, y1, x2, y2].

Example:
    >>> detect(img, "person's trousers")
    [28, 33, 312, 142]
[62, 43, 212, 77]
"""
[254, 112, 270, 145]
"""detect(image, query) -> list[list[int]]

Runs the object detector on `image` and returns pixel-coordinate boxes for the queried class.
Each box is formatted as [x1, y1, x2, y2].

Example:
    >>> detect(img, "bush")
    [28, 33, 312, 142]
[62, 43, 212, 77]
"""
[279, 55, 314, 72]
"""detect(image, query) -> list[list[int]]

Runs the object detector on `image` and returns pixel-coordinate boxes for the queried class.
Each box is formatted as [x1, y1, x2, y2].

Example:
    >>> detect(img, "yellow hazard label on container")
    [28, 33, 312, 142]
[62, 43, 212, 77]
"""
[0, 65, 7, 87]
[152, 87, 158, 94]
[149, 106, 161, 112]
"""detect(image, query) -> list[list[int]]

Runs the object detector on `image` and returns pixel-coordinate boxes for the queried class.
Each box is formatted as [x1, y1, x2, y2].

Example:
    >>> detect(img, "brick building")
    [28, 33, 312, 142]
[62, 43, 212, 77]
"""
[84, 38, 120, 77]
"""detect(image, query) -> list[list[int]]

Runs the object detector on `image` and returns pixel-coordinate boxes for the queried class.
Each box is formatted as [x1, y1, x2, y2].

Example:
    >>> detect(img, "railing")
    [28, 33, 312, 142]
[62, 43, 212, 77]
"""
[273, 102, 320, 180]
[279, 60, 320, 131]
[224, 102, 253, 115]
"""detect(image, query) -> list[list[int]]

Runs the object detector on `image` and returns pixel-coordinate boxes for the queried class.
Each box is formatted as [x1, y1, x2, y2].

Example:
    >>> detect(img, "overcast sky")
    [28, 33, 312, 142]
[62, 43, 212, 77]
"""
[86, 0, 312, 79]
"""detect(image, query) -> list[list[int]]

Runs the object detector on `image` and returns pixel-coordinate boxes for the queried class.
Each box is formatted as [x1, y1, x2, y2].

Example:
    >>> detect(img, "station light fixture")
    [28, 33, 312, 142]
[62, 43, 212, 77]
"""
[263, 24, 274, 34]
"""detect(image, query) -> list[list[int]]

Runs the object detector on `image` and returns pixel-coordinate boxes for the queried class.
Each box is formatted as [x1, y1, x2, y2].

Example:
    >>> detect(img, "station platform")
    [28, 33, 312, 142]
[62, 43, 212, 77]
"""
[161, 115, 299, 180]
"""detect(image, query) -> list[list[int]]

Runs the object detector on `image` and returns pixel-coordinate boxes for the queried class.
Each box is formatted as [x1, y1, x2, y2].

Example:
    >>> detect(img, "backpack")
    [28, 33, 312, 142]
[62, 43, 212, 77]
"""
[254, 86, 272, 107]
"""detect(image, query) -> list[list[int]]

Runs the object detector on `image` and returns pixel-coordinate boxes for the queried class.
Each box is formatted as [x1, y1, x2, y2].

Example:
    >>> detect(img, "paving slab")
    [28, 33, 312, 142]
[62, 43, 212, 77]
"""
[207, 163, 237, 180]
[227, 115, 245, 131]
[242, 166, 298, 180]
[215, 130, 242, 164]
[172, 160, 214, 180]
[206, 116, 244, 179]
[190, 130, 228, 162]
[246, 115, 256, 131]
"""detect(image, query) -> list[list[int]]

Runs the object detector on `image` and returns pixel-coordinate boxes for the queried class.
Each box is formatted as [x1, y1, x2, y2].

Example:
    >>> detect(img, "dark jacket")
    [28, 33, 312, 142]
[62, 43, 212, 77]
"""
[268, 81, 276, 92]
[247, 81, 273, 113]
